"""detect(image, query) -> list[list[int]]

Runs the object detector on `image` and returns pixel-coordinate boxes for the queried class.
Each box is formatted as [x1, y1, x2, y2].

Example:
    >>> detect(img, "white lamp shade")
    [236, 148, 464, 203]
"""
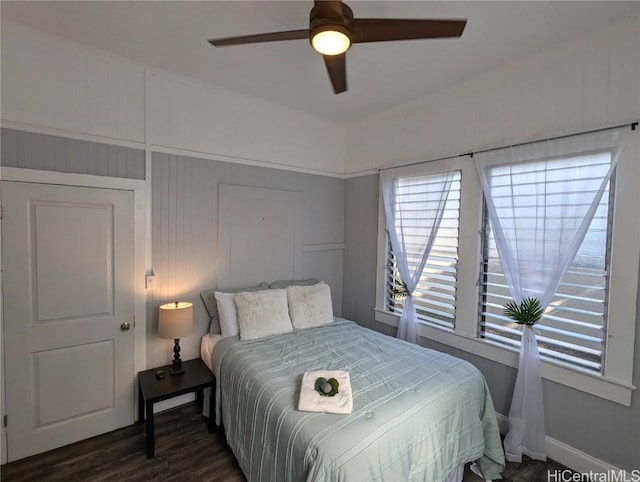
[158, 302, 193, 339]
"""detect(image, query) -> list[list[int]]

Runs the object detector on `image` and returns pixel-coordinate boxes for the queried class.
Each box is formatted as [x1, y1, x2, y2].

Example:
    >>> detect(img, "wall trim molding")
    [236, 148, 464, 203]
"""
[344, 168, 380, 178]
[302, 243, 345, 252]
[150, 144, 345, 179]
[494, 413, 630, 477]
[0, 120, 146, 150]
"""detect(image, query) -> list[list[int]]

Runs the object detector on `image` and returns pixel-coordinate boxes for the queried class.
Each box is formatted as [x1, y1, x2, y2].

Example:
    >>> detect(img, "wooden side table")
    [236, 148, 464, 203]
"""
[138, 358, 216, 458]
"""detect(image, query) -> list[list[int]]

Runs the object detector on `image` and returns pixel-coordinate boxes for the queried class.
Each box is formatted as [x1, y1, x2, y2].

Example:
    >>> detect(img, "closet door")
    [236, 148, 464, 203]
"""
[2, 181, 135, 461]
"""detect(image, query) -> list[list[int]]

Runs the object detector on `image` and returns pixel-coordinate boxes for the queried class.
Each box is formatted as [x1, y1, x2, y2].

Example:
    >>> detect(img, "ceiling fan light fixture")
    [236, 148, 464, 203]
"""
[311, 26, 351, 56]
[208, 0, 467, 94]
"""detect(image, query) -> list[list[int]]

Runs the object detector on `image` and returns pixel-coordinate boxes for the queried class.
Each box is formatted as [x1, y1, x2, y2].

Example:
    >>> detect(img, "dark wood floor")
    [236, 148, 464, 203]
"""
[1, 403, 571, 481]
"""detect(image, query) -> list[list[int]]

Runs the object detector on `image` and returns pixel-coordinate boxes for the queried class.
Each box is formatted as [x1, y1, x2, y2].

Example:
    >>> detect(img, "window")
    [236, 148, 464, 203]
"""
[479, 152, 613, 372]
[375, 130, 638, 406]
[385, 170, 461, 330]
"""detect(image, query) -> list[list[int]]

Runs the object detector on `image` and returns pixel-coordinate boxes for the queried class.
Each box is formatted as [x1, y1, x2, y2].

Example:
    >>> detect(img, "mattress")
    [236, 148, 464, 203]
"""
[200, 333, 222, 374]
[211, 318, 505, 482]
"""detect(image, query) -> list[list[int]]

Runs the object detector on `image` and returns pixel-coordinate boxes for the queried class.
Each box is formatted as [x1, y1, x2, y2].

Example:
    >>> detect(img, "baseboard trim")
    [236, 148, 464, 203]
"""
[495, 413, 630, 477]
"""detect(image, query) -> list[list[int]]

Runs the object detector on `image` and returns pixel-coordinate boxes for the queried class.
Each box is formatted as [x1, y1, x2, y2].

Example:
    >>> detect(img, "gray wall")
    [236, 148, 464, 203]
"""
[1, 128, 144, 179]
[147, 152, 344, 369]
[342, 174, 379, 330]
[341, 172, 640, 471]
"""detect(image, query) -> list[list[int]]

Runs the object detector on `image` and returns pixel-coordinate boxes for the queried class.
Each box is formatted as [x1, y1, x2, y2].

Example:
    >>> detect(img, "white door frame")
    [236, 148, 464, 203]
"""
[0, 167, 147, 463]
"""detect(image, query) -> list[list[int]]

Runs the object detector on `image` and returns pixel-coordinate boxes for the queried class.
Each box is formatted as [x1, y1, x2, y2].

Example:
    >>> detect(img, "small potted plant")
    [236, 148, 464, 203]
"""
[503, 297, 544, 326]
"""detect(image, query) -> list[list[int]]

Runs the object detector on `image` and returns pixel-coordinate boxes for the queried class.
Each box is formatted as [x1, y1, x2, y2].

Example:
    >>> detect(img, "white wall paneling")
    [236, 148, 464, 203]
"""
[345, 15, 640, 175]
[145, 70, 345, 176]
[1, 23, 145, 144]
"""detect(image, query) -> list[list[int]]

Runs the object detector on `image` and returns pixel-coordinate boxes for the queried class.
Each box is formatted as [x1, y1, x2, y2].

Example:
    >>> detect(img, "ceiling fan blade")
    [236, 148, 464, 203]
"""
[352, 19, 466, 43]
[323, 53, 347, 94]
[208, 29, 309, 47]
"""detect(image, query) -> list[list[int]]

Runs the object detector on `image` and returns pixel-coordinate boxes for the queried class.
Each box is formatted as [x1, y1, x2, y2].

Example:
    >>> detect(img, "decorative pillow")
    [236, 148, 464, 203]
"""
[200, 282, 269, 334]
[287, 282, 334, 329]
[215, 292, 240, 338]
[235, 289, 293, 341]
[268, 278, 318, 289]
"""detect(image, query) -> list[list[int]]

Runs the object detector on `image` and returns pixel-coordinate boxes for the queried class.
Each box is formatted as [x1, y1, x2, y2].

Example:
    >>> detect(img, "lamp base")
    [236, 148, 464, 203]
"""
[170, 338, 185, 376]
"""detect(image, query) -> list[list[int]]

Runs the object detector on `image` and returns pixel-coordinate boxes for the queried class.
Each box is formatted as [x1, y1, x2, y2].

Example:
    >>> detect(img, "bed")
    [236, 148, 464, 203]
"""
[202, 317, 505, 482]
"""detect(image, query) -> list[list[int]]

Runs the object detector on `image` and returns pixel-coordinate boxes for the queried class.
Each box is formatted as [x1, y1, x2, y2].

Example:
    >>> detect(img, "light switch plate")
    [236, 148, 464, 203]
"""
[145, 274, 156, 290]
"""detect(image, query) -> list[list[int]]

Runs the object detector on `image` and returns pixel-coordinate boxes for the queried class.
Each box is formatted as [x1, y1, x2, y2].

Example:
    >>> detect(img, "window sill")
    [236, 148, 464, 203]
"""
[374, 308, 635, 406]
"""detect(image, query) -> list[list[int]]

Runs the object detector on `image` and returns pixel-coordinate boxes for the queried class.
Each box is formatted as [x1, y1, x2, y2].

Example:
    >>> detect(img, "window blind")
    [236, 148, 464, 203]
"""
[387, 170, 461, 330]
[479, 153, 613, 372]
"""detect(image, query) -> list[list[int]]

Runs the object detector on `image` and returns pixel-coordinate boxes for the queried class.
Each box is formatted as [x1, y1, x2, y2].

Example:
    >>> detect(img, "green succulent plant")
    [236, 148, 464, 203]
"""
[314, 377, 339, 397]
[503, 297, 544, 326]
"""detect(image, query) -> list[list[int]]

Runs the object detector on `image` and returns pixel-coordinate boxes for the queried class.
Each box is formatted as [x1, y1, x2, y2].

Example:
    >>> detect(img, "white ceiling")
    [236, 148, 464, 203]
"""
[2, 1, 639, 122]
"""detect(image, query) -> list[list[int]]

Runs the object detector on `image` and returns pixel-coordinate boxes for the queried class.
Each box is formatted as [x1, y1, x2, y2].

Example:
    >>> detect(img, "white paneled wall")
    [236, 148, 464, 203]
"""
[345, 15, 640, 175]
[1, 22, 345, 176]
[146, 72, 345, 175]
[1, 23, 146, 143]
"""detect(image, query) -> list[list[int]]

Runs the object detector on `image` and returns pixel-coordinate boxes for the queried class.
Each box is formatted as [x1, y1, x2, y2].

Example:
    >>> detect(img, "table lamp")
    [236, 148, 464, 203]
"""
[158, 301, 193, 375]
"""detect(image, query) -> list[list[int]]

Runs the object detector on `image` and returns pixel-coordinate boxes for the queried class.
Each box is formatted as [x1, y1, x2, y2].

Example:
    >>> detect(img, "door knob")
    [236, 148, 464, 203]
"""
[120, 322, 131, 332]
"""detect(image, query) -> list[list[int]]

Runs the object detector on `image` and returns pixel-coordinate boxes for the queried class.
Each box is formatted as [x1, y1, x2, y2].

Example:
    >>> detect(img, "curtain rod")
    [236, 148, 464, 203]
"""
[378, 121, 638, 172]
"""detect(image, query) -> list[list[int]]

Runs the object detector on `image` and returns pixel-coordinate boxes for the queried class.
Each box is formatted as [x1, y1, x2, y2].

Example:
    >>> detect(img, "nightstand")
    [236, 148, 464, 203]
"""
[137, 358, 216, 458]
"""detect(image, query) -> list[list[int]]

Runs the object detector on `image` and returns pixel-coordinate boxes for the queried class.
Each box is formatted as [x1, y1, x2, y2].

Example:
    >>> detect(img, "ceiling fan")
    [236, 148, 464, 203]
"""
[208, 0, 466, 94]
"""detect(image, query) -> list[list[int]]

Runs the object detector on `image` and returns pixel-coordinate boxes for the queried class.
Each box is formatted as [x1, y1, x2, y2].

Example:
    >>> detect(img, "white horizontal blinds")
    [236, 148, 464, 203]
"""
[480, 152, 613, 372]
[387, 170, 461, 329]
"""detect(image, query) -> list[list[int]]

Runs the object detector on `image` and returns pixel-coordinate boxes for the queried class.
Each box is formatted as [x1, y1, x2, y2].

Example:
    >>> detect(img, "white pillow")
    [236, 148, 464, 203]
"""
[235, 289, 293, 341]
[214, 291, 240, 338]
[287, 282, 334, 329]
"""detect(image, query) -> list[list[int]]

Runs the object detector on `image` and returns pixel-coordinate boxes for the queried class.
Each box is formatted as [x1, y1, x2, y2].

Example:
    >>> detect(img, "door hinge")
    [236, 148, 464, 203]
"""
[0, 204, 3, 220]
[3, 415, 7, 428]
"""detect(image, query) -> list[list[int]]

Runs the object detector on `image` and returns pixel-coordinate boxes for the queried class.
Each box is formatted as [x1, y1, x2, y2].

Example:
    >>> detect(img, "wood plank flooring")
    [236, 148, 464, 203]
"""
[1, 403, 572, 481]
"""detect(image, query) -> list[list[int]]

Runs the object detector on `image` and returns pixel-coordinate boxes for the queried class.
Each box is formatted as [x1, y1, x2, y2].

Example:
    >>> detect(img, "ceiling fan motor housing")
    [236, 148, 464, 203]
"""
[309, 2, 354, 48]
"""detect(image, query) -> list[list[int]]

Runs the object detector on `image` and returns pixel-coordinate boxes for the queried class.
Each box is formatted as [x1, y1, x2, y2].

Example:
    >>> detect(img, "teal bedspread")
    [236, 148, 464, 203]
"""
[212, 319, 505, 482]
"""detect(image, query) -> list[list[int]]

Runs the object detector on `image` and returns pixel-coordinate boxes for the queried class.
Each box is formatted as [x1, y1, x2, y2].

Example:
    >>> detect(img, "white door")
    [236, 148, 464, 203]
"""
[2, 181, 135, 461]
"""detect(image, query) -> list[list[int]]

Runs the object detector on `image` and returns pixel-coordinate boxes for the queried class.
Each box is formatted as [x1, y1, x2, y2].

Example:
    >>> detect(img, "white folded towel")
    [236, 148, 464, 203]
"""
[298, 370, 353, 414]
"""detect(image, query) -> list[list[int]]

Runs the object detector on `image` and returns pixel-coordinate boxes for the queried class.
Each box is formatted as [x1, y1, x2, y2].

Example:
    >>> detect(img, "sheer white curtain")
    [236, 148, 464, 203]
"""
[475, 131, 620, 462]
[381, 169, 454, 344]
